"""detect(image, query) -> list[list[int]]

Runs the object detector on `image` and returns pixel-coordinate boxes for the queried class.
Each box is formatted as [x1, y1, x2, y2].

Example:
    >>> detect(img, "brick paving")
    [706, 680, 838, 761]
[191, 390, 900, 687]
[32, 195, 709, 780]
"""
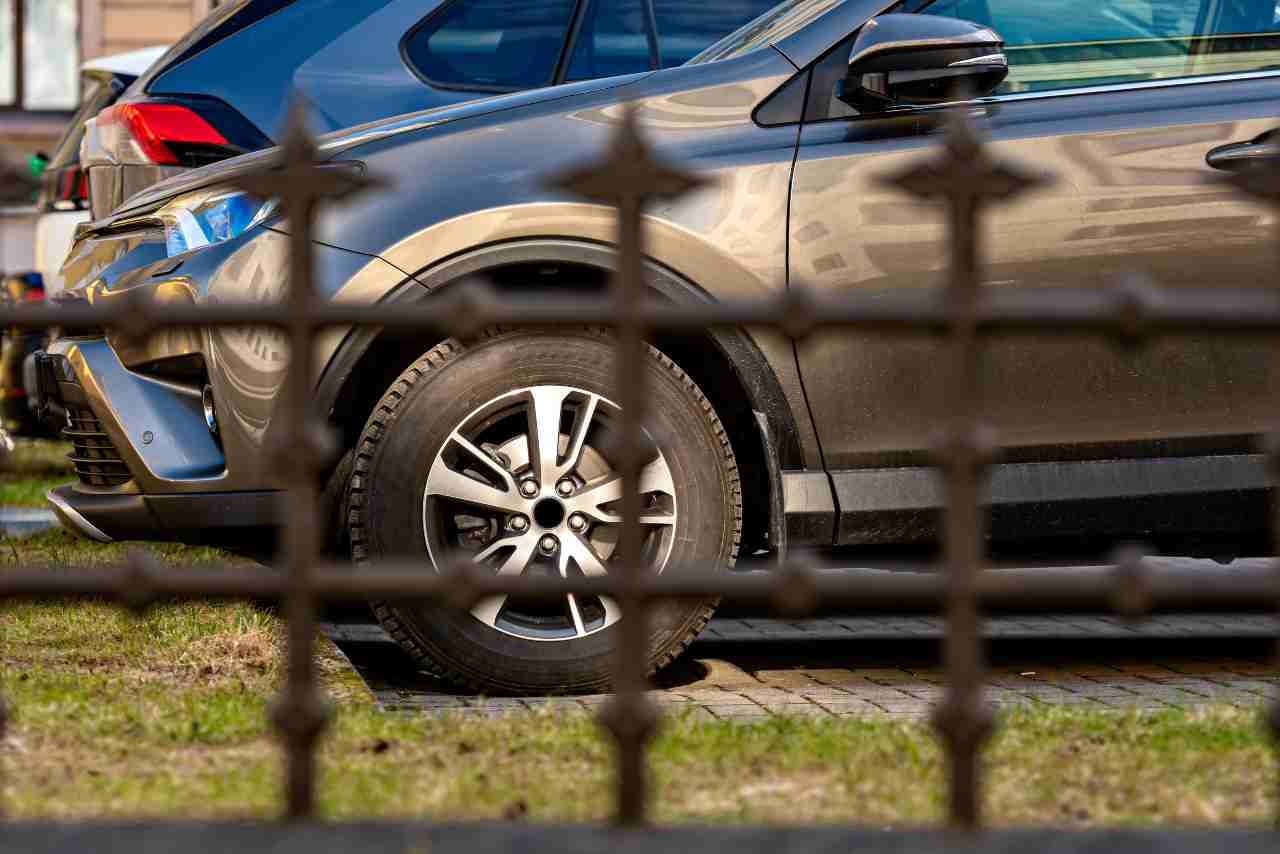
[324, 613, 1280, 720]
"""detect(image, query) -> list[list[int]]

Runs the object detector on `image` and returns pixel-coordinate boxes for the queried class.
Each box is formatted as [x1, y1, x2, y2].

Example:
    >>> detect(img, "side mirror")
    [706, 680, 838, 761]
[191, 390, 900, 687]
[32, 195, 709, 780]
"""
[839, 14, 1008, 113]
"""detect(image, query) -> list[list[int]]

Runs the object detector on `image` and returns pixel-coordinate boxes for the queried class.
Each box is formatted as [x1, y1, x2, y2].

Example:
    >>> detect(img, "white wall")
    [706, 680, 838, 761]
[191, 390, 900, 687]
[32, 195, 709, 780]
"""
[0, 207, 37, 275]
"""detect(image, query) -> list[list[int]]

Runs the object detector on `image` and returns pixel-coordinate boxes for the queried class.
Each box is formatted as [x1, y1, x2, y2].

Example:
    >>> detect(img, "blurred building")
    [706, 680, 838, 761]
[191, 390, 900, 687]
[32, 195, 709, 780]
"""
[1, 1, 219, 274]
[2, 1, 220, 155]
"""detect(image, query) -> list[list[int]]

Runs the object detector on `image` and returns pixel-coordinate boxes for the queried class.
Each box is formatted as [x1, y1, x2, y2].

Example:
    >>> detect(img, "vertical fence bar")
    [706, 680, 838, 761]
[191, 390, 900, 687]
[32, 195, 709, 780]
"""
[938, 151, 988, 831]
[549, 107, 705, 826]
[230, 103, 374, 819]
[881, 110, 1042, 829]
[277, 115, 325, 823]
[611, 185, 651, 826]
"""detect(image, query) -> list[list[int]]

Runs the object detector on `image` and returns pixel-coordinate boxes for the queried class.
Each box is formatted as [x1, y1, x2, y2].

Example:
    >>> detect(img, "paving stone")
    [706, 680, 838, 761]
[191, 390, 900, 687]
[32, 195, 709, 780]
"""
[672, 689, 752, 703]
[754, 670, 827, 689]
[333, 612, 1277, 721]
[772, 704, 835, 717]
[706, 707, 771, 721]
[736, 688, 802, 702]
[674, 707, 718, 722]
[792, 687, 859, 700]
[814, 698, 883, 714]
[695, 658, 761, 688]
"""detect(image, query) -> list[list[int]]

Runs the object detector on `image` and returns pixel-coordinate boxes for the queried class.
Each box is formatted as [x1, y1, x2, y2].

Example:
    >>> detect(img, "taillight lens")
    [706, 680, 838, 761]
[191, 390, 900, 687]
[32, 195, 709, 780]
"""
[94, 102, 231, 166]
[55, 169, 89, 204]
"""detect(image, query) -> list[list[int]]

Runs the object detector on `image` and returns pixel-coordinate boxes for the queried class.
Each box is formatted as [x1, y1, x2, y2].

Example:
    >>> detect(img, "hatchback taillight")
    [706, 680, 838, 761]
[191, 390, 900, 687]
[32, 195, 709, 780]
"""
[94, 102, 231, 166]
[54, 169, 89, 204]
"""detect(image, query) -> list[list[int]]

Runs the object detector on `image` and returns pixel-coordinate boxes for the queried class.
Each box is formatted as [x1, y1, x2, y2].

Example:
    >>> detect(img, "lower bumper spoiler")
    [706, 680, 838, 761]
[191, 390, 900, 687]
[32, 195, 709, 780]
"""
[47, 483, 283, 543]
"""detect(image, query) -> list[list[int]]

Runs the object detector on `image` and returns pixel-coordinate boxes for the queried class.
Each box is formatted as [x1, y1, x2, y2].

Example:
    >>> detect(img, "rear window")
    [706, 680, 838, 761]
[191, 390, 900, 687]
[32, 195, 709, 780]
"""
[137, 0, 300, 95]
[403, 0, 578, 91]
[48, 77, 121, 169]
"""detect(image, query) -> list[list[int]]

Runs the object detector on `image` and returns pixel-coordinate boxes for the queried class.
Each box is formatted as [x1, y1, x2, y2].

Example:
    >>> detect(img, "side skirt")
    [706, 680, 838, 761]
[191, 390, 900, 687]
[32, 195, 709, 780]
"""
[822, 454, 1270, 546]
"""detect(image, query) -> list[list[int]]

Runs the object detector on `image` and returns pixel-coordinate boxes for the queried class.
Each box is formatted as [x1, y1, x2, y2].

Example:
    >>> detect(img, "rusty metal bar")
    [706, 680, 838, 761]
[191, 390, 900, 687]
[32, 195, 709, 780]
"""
[547, 107, 706, 826]
[876, 110, 1040, 828]
[13, 286, 1280, 339]
[936, 118, 990, 833]
[232, 108, 328, 821]
[2, 558, 1278, 613]
[226, 104, 377, 820]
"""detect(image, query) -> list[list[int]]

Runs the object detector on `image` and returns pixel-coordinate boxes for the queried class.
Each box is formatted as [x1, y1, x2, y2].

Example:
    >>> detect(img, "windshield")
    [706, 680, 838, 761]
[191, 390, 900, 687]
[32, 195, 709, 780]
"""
[686, 0, 846, 64]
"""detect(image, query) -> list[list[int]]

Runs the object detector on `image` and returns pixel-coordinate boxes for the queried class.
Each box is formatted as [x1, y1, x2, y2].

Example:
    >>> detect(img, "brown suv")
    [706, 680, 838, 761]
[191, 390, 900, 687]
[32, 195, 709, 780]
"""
[37, 0, 1280, 692]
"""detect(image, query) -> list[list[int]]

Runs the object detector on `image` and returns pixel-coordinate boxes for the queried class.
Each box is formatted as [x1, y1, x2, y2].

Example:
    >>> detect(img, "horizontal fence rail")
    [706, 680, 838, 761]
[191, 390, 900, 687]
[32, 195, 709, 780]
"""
[1, 100, 1279, 838]
[2, 558, 1278, 615]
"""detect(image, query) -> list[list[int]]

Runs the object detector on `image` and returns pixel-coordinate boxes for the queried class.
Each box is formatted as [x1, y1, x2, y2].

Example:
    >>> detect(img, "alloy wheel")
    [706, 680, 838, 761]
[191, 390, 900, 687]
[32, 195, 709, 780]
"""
[422, 385, 677, 642]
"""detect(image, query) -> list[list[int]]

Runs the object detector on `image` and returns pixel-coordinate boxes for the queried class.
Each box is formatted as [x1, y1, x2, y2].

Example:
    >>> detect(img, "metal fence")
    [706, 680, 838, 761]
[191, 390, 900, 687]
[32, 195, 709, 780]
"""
[2, 100, 1280, 841]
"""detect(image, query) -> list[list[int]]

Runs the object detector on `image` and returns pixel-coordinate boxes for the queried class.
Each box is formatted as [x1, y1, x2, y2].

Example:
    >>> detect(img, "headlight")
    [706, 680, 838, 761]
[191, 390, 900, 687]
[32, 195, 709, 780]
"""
[159, 189, 279, 257]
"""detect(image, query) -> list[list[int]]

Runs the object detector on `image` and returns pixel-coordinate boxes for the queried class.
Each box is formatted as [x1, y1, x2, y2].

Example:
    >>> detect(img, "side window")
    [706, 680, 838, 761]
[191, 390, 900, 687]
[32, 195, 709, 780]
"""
[565, 0, 784, 81]
[566, 0, 654, 81]
[652, 0, 782, 67]
[920, 0, 1280, 94]
[404, 0, 577, 91]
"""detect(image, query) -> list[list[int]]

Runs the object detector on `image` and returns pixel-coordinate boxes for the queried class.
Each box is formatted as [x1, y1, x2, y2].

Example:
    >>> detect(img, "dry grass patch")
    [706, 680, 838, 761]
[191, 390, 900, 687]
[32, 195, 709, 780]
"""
[1, 529, 1275, 825]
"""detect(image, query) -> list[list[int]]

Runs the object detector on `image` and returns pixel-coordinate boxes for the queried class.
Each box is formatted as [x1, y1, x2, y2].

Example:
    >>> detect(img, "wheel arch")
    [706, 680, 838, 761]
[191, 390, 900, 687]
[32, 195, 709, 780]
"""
[316, 238, 804, 555]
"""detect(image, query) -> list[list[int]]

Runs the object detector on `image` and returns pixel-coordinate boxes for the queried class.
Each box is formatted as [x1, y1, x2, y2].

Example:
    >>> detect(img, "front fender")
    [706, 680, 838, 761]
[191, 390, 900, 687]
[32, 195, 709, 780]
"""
[317, 234, 820, 471]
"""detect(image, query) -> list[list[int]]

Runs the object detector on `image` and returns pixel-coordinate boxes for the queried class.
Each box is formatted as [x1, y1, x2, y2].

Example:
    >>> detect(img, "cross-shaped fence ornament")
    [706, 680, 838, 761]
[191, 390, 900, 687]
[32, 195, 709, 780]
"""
[546, 105, 708, 827]
[879, 106, 1047, 830]
[228, 100, 383, 820]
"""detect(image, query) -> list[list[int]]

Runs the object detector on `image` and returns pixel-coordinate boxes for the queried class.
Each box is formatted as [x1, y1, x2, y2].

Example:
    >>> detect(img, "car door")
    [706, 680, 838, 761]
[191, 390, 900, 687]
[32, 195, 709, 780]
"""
[788, 0, 1280, 530]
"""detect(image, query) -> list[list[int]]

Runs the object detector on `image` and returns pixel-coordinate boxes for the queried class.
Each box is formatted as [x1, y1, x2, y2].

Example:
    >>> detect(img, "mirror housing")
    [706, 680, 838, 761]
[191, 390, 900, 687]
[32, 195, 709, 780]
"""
[839, 14, 1007, 113]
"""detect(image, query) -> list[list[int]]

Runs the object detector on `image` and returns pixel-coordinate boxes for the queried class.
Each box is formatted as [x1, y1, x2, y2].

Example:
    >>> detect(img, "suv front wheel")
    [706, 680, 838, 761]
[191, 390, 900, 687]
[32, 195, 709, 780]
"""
[346, 328, 742, 695]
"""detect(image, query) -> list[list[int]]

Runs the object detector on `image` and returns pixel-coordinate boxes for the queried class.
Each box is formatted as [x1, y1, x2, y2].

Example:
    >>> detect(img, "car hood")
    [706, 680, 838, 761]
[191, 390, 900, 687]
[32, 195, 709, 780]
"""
[98, 72, 653, 226]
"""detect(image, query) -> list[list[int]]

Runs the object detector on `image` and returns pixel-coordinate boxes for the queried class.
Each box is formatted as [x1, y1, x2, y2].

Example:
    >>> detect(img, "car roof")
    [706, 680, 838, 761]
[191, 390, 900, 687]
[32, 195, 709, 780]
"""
[81, 46, 169, 77]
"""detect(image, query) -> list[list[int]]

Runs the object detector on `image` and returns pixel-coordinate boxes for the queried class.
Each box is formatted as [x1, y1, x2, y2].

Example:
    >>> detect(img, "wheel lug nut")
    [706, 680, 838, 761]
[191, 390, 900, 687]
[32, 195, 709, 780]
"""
[510, 516, 529, 532]
[556, 479, 575, 497]
[568, 513, 587, 533]
[539, 534, 559, 553]
[520, 479, 539, 498]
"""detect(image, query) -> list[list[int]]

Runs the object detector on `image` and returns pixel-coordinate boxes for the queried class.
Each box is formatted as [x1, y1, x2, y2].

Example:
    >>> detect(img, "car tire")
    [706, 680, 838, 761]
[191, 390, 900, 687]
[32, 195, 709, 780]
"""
[347, 328, 742, 695]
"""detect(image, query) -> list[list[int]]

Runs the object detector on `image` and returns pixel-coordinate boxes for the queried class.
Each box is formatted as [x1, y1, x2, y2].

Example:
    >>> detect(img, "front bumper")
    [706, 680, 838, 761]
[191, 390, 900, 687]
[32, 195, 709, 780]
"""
[28, 347, 281, 543]
[35, 217, 404, 544]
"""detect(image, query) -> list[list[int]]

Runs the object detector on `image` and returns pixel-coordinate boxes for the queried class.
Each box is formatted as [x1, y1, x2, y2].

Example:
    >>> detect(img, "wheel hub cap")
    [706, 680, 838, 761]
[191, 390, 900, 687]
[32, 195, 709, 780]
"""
[533, 498, 566, 529]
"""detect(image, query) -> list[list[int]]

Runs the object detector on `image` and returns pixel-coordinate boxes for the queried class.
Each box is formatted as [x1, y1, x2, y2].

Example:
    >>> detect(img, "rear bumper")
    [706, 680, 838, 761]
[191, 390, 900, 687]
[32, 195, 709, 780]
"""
[47, 483, 282, 543]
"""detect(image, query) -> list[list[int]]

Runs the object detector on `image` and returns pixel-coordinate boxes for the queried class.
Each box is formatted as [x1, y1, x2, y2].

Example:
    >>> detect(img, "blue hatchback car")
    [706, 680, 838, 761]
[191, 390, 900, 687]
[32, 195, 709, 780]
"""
[81, 0, 780, 218]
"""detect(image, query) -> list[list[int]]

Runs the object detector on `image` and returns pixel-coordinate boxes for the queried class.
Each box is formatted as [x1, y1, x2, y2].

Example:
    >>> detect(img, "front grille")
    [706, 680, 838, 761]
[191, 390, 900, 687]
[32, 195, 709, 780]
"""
[63, 406, 131, 487]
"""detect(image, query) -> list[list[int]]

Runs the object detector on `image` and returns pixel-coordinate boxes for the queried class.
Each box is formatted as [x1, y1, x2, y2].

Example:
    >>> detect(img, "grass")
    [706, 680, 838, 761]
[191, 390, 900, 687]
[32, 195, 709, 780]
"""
[1, 529, 1276, 824]
[1, 439, 72, 506]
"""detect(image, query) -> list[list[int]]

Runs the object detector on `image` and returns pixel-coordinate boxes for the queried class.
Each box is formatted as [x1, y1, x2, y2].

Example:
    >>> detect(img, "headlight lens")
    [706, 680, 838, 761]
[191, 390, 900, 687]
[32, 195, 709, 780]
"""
[159, 189, 279, 257]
